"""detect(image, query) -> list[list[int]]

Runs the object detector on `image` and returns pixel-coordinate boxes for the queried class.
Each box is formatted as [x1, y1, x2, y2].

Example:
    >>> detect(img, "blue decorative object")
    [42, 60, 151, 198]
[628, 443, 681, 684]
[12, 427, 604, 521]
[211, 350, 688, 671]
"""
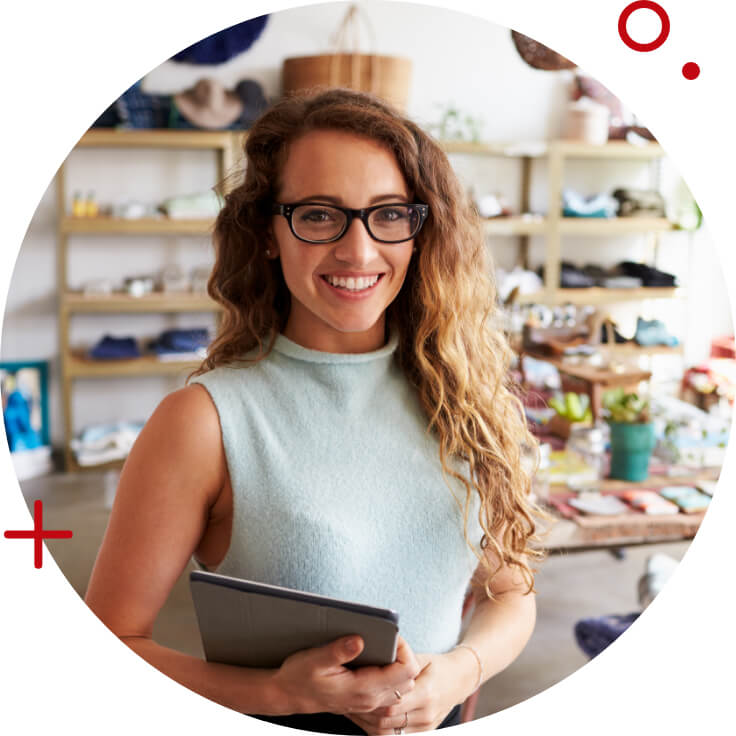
[1, 360, 50, 451]
[172, 16, 269, 65]
[574, 612, 640, 659]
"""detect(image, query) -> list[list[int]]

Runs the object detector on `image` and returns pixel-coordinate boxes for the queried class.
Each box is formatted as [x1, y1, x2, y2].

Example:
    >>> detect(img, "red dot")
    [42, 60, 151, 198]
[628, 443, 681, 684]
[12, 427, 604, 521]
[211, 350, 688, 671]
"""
[682, 62, 700, 80]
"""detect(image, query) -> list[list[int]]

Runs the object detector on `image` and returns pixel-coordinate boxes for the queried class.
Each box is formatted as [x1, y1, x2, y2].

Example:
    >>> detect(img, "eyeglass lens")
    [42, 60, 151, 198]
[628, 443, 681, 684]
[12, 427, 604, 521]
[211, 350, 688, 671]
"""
[292, 204, 420, 242]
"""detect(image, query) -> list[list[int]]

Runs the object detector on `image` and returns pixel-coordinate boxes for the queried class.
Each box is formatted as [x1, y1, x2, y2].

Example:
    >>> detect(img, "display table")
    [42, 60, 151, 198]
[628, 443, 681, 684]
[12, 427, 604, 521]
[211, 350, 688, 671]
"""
[519, 347, 651, 422]
[538, 468, 720, 553]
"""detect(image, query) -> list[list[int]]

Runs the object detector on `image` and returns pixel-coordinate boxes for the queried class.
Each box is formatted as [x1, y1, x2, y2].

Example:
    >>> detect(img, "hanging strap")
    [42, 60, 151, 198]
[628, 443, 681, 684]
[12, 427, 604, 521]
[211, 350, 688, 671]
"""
[328, 4, 380, 94]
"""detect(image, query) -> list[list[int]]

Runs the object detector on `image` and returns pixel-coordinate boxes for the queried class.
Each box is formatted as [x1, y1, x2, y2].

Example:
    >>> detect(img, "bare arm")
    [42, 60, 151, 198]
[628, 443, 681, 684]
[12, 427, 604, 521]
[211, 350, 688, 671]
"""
[85, 385, 418, 716]
[449, 553, 537, 698]
[349, 549, 536, 733]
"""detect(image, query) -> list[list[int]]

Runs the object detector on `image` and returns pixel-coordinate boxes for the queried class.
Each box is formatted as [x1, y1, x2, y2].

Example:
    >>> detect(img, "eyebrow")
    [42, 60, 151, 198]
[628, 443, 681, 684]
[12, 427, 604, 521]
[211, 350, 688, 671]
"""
[293, 193, 410, 205]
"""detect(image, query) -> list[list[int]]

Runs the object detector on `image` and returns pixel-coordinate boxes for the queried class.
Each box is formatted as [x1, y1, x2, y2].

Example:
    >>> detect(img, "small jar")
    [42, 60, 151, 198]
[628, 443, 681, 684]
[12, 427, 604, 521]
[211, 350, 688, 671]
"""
[568, 424, 609, 480]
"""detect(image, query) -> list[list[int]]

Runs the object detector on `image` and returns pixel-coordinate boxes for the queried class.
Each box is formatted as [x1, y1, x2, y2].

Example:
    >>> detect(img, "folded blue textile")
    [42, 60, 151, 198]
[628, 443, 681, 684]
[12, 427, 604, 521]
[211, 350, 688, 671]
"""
[562, 189, 619, 218]
[89, 335, 141, 360]
[574, 612, 640, 659]
[149, 328, 210, 354]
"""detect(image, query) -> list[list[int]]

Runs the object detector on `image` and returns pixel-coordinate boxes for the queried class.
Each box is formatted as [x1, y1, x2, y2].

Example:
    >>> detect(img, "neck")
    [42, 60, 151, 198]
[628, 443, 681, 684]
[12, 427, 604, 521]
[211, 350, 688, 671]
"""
[282, 315, 387, 354]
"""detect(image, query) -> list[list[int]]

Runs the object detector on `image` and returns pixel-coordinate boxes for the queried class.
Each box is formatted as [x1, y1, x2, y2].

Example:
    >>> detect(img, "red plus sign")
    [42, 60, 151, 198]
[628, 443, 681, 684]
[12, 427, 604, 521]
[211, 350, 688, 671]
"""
[5, 500, 73, 569]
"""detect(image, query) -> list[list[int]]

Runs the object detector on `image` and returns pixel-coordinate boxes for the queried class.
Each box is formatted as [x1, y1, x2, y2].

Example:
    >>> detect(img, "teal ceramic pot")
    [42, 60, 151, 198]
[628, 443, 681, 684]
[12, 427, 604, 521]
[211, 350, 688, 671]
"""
[608, 421, 656, 482]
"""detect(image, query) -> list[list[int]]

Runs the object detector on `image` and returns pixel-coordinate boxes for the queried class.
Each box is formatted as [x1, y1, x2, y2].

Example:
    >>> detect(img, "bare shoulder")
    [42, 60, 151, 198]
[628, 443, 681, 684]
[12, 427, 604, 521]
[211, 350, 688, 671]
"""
[122, 383, 226, 508]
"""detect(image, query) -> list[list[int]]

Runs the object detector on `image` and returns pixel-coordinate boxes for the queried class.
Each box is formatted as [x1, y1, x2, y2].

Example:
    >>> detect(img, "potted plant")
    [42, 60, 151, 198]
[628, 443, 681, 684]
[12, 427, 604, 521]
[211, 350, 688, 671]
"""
[602, 387, 656, 482]
[545, 392, 593, 440]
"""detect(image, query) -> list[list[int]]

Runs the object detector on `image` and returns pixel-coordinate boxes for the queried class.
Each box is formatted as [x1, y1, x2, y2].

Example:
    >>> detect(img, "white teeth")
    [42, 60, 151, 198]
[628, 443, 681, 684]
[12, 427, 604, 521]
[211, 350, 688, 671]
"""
[325, 274, 380, 291]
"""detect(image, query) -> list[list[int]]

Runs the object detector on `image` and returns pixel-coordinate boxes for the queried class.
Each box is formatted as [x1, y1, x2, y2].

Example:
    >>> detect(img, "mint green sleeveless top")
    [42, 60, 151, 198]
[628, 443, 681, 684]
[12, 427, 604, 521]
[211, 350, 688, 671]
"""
[192, 332, 483, 653]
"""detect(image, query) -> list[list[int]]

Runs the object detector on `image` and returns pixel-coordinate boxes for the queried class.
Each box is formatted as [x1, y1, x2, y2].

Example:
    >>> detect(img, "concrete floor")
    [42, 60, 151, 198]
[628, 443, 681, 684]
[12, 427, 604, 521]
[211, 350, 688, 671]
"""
[19, 470, 689, 721]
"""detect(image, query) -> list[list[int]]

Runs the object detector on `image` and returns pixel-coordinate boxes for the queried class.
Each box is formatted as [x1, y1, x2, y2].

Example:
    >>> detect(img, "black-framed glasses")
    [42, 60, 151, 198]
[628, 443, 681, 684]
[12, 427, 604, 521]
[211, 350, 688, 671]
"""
[271, 202, 429, 244]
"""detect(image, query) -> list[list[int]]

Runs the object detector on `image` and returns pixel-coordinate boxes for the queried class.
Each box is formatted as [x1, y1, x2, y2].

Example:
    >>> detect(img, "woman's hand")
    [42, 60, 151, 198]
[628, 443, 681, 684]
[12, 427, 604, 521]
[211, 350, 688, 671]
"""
[345, 646, 477, 734]
[272, 635, 421, 717]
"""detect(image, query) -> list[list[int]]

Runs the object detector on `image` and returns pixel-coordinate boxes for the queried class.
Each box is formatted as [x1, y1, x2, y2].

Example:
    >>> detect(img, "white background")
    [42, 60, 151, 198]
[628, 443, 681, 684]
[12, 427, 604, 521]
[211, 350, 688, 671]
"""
[1, 0, 734, 733]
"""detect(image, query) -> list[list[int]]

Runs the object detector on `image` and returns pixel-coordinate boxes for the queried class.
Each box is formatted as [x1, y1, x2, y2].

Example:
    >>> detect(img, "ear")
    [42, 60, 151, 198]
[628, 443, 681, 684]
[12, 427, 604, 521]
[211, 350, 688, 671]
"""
[265, 231, 280, 259]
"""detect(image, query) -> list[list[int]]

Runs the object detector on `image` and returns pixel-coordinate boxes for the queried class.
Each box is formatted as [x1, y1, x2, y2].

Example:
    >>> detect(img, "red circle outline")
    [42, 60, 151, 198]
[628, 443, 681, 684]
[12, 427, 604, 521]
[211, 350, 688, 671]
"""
[618, 1, 671, 52]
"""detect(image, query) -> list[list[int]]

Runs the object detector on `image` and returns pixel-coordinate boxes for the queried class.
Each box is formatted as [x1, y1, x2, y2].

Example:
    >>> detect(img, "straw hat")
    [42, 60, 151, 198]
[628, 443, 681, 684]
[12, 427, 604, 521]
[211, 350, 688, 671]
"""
[174, 78, 244, 129]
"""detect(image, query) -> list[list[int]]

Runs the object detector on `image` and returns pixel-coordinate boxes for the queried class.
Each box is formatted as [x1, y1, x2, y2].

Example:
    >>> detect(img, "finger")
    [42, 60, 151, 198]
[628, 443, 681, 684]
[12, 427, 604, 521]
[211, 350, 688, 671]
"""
[310, 635, 364, 672]
[395, 636, 420, 676]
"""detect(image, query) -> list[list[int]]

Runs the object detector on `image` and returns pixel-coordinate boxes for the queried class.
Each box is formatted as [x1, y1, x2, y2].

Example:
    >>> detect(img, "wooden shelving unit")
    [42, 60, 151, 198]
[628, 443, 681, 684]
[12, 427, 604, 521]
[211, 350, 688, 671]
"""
[448, 138, 687, 371]
[60, 216, 216, 235]
[56, 133, 683, 470]
[525, 287, 685, 306]
[67, 353, 202, 379]
[62, 291, 221, 313]
[57, 129, 237, 471]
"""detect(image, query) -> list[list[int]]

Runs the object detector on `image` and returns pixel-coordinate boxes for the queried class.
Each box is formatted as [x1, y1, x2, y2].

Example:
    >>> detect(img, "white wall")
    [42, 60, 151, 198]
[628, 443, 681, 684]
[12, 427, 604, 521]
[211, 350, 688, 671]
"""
[2, 0, 731, 448]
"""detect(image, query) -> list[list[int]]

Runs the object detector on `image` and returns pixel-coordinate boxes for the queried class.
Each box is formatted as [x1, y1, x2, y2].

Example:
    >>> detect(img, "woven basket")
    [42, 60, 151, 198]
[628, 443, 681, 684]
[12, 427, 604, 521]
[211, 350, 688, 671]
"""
[282, 53, 411, 110]
[281, 5, 412, 111]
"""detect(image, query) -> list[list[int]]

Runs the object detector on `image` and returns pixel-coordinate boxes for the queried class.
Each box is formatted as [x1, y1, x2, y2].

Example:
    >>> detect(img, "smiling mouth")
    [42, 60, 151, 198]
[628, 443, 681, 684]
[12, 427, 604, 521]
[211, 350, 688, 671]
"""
[321, 274, 384, 292]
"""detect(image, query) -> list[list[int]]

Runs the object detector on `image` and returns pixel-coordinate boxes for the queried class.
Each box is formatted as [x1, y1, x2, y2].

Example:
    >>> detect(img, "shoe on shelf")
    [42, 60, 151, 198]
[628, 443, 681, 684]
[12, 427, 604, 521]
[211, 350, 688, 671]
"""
[634, 317, 679, 347]
[600, 318, 630, 344]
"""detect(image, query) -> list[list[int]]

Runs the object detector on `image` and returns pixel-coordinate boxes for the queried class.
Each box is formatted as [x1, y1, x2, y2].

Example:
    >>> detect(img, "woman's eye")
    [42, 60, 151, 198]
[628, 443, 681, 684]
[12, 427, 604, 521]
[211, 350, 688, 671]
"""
[376, 207, 407, 222]
[299, 208, 336, 223]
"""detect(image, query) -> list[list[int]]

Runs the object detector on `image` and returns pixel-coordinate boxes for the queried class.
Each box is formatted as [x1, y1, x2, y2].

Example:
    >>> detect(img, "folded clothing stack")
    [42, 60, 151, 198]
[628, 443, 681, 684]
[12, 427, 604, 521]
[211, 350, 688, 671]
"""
[148, 328, 210, 361]
[88, 329, 210, 362]
[89, 335, 141, 360]
[562, 189, 618, 218]
[71, 421, 144, 467]
[537, 261, 677, 289]
[612, 188, 666, 218]
[618, 261, 677, 287]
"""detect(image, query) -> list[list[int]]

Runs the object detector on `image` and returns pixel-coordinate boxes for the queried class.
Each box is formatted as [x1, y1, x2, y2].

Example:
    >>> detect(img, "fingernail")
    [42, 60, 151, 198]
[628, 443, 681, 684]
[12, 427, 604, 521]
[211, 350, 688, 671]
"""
[346, 638, 360, 654]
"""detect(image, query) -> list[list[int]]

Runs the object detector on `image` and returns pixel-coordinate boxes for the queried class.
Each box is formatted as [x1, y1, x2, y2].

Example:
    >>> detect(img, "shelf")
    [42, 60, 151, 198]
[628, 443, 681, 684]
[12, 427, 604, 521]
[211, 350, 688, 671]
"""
[442, 139, 664, 159]
[77, 129, 236, 150]
[559, 217, 675, 234]
[522, 287, 684, 305]
[61, 216, 215, 235]
[441, 140, 547, 157]
[67, 353, 202, 378]
[604, 343, 684, 356]
[62, 291, 220, 313]
[550, 140, 665, 160]
[483, 216, 548, 235]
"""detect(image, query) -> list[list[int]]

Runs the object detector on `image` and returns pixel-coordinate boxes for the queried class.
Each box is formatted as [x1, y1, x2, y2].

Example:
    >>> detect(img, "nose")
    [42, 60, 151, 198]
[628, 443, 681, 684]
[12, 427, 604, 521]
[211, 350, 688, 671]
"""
[332, 217, 380, 265]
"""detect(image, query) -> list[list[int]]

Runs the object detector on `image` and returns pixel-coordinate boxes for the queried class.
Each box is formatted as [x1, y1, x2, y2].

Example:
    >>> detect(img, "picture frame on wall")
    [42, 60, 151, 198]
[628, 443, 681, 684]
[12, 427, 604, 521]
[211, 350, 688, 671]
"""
[1, 359, 53, 480]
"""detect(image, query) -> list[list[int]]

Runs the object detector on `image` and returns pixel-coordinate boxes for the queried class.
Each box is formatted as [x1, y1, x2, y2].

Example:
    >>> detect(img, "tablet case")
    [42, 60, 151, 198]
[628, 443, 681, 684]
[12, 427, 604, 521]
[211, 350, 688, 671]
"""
[190, 570, 399, 669]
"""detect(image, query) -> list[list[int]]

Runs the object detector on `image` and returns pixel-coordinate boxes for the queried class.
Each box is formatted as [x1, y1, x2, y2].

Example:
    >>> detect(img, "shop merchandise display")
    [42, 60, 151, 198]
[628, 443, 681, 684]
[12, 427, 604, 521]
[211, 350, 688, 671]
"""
[634, 317, 679, 347]
[147, 328, 210, 361]
[536, 260, 677, 290]
[89, 335, 141, 360]
[612, 188, 666, 218]
[88, 329, 210, 362]
[70, 421, 144, 467]
[562, 188, 618, 218]
[93, 78, 269, 131]
[659, 486, 711, 513]
[574, 612, 640, 659]
[159, 190, 224, 219]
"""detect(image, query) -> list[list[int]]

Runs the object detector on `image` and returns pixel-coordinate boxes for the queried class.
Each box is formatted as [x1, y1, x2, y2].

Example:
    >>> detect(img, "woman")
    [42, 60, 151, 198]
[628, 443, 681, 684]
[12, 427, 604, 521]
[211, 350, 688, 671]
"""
[85, 88, 542, 734]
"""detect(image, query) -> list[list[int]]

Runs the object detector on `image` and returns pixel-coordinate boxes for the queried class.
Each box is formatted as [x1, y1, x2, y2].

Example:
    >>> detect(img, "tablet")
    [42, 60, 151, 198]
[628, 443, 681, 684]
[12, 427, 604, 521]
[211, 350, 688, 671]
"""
[190, 570, 400, 669]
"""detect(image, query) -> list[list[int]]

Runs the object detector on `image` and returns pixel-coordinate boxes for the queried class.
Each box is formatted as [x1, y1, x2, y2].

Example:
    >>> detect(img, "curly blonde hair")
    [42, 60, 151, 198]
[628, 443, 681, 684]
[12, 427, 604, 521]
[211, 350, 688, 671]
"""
[191, 88, 543, 597]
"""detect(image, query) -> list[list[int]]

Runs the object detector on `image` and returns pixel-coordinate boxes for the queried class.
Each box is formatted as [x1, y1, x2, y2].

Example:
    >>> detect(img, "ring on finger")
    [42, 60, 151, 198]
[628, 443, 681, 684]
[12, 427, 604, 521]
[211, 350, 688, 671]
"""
[394, 689, 402, 702]
[401, 713, 409, 729]
[393, 730, 404, 735]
